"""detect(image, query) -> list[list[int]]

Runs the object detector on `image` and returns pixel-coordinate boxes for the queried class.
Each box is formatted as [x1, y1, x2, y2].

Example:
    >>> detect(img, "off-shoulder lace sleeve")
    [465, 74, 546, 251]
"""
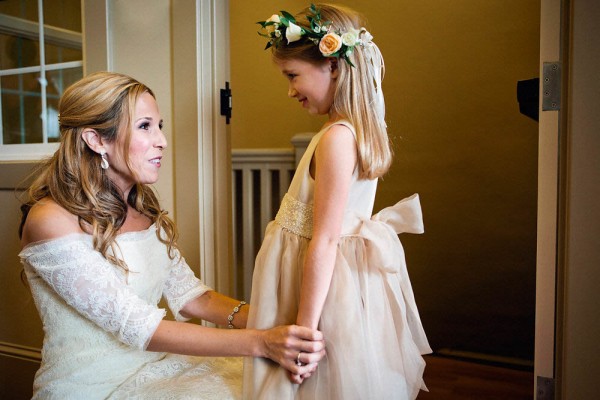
[163, 249, 212, 321]
[20, 237, 166, 350]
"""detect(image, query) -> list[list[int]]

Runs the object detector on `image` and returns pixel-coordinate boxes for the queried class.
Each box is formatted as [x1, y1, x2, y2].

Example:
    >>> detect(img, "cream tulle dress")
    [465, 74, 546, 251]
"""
[243, 121, 431, 400]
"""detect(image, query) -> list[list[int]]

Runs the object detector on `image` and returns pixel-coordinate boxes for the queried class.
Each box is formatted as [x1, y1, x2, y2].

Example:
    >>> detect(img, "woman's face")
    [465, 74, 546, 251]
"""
[105, 92, 167, 194]
[278, 58, 337, 116]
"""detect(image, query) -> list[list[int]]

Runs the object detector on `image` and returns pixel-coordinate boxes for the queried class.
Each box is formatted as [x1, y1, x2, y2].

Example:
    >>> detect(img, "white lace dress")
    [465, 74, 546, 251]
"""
[19, 225, 243, 399]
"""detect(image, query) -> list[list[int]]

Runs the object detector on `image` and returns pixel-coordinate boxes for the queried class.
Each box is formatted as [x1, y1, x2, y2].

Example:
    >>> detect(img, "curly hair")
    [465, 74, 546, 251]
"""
[19, 72, 178, 271]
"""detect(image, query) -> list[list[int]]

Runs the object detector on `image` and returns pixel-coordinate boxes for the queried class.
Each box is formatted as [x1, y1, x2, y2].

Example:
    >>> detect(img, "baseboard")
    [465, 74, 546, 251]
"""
[0, 341, 41, 364]
[435, 348, 534, 370]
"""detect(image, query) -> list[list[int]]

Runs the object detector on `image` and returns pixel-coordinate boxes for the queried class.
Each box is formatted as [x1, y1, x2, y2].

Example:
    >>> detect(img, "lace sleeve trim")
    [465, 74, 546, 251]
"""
[163, 250, 212, 321]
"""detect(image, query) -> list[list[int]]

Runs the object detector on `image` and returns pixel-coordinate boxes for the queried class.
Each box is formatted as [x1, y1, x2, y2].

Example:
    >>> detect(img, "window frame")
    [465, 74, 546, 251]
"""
[0, 0, 82, 161]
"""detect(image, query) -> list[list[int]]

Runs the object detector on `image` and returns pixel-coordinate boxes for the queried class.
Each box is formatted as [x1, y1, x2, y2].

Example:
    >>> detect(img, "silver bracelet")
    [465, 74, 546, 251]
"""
[227, 301, 247, 329]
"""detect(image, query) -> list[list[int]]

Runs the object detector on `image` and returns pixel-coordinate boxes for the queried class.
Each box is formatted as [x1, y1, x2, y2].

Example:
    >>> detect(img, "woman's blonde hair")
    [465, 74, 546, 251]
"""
[19, 71, 178, 271]
[272, 3, 392, 179]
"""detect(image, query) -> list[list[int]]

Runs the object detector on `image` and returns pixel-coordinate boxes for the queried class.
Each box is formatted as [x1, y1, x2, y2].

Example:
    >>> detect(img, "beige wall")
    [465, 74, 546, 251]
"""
[231, 0, 540, 361]
[561, 0, 600, 397]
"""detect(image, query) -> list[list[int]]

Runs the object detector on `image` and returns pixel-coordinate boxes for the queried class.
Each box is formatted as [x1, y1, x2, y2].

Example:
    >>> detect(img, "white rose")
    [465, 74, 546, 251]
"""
[286, 21, 303, 44]
[266, 14, 280, 34]
[341, 28, 360, 47]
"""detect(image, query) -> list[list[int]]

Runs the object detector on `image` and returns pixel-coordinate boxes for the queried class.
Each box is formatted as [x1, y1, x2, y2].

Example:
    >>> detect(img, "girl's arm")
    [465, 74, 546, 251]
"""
[295, 124, 357, 330]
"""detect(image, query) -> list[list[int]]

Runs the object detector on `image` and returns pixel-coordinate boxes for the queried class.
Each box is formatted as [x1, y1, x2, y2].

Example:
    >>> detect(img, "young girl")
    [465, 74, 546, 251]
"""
[243, 4, 431, 399]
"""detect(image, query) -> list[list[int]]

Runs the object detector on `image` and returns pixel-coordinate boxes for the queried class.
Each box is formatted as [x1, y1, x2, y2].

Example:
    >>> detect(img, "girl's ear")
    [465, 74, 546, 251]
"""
[81, 129, 104, 154]
[329, 58, 339, 79]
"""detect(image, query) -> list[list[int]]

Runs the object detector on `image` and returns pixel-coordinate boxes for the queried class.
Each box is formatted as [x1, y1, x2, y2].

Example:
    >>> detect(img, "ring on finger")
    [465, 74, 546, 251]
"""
[296, 352, 303, 366]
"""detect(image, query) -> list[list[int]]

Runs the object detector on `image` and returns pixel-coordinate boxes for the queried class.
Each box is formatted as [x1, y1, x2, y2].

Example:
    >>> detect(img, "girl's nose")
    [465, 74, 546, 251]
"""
[288, 86, 298, 98]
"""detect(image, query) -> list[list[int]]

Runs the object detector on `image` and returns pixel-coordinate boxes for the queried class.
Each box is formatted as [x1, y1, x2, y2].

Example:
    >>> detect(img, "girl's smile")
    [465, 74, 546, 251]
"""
[278, 58, 338, 116]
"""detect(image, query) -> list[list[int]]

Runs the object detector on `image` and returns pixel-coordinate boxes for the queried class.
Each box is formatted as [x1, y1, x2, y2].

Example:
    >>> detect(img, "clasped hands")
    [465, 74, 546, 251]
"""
[262, 325, 326, 384]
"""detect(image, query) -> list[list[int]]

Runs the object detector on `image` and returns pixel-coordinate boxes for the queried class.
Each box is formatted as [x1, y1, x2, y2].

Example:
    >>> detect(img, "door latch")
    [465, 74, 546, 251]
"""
[220, 82, 232, 124]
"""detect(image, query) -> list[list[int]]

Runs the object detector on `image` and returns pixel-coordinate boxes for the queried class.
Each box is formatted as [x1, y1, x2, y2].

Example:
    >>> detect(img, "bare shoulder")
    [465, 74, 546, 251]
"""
[21, 198, 84, 247]
[316, 123, 357, 162]
[321, 123, 355, 144]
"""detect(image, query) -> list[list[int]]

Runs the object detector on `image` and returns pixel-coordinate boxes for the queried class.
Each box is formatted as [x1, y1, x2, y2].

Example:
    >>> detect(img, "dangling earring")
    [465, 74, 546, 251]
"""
[100, 150, 109, 170]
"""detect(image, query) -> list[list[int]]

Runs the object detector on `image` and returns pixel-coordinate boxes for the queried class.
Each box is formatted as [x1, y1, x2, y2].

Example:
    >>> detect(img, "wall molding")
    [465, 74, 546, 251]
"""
[0, 341, 41, 364]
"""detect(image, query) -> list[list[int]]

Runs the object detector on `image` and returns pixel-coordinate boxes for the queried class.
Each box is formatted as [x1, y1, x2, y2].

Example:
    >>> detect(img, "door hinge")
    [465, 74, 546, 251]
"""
[220, 82, 232, 124]
[536, 376, 555, 400]
[542, 62, 561, 111]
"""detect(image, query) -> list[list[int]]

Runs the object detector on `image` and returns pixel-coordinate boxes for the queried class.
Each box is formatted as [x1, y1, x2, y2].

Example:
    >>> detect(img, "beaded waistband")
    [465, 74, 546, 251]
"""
[275, 193, 313, 239]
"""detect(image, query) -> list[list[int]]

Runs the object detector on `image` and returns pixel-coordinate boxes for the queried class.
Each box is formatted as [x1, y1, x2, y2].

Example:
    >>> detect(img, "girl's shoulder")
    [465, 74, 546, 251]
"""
[21, 197, 84, 247]
[315, 122, 358, 166]
[324, 119, 355, 135]
[319, 120, 357, 147]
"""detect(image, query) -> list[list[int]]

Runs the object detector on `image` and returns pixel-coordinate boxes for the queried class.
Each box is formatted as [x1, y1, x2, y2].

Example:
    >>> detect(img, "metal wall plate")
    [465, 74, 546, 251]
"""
[542, 62, 561, 111]
[536, 376, 555, 400]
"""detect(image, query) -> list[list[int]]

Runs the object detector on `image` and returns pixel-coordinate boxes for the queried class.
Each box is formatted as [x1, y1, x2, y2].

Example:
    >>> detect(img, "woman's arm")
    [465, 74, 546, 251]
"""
[295, 124, 357, 330]
[21, 200, 325, 376]
[180, 290, 249, 328]
[147, 320, 324, 376]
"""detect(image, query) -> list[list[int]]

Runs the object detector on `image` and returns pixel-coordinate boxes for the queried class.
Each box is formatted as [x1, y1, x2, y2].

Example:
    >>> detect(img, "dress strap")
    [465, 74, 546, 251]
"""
[274, 193, 313, 239]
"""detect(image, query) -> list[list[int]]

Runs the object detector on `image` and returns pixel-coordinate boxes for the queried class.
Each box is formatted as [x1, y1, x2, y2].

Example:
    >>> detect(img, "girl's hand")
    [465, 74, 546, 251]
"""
[288, 363, 318, 384]
[260, 325, 325, 377]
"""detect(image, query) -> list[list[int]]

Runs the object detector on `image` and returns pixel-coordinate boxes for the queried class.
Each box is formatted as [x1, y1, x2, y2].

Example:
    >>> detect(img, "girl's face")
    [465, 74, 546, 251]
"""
[105, 92, 167, 194]
[278, 58, 338, 116]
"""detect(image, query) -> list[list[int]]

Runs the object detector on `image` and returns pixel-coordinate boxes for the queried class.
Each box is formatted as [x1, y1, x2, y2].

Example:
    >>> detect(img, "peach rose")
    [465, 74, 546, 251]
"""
[319, 32, 343, 56]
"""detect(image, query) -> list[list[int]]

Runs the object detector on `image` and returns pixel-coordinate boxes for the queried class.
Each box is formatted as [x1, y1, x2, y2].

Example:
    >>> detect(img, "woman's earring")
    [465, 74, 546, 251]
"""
[100, 150, 109, 170]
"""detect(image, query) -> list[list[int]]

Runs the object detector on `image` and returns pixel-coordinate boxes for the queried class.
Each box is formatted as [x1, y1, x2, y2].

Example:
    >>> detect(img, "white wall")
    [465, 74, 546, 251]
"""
[106, 0, 175, 215]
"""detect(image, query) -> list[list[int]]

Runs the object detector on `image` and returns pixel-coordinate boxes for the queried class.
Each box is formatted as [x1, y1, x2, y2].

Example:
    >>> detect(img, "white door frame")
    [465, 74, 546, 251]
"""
[171, 0, 232, 295]
[535, 0, 566, 397]
[195, 0, 232, 295]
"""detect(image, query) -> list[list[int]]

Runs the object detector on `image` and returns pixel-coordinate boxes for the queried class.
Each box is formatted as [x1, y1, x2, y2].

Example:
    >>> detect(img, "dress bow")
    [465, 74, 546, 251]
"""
[358, 193, 424, 273]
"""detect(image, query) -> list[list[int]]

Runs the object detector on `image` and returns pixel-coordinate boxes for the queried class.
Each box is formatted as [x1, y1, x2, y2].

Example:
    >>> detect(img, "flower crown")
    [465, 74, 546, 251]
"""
[257, 4, 373, 67]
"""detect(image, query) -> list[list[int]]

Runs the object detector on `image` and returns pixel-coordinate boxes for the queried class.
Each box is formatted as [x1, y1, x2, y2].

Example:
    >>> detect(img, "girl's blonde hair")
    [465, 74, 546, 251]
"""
[272, 3, 392, 179]
[19, 71, 178, 271]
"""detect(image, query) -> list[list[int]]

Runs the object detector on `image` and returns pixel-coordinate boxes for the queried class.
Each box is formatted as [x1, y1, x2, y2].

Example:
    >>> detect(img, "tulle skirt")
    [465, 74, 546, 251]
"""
[243, 221, 430, 400]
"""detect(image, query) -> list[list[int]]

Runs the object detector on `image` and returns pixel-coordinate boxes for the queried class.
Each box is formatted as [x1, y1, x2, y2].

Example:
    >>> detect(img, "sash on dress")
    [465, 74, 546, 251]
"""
[357, 193, 432, 355]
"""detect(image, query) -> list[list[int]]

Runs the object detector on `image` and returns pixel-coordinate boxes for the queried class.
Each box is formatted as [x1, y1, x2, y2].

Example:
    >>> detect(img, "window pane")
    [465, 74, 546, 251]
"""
[0, 34, 40, 69]
[45, 44, 82, 64]
[1, 72, 42, 144]
[43, 0, 81, 32]
[46, 67, 82, 142]
[0, 0, 39, 24]
[44, 0, 82, 64]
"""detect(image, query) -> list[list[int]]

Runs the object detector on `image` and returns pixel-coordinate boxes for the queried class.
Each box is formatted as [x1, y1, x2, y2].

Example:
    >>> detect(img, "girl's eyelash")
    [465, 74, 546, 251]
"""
[139, 122, 150, 130]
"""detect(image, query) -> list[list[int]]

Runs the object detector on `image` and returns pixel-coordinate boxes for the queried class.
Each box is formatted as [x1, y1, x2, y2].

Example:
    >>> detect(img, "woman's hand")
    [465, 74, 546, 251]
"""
[260, 325, 325, 380]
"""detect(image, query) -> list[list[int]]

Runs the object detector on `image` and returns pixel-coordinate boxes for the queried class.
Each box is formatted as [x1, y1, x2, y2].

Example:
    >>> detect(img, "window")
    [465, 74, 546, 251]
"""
[0, 0, 82, 160]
